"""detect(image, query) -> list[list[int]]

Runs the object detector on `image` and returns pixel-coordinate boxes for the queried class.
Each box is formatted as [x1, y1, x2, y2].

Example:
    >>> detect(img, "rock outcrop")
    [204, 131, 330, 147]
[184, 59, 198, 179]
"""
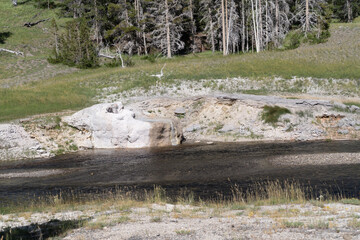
[0, 124, 48, 161]
[63, 102, 182, 149]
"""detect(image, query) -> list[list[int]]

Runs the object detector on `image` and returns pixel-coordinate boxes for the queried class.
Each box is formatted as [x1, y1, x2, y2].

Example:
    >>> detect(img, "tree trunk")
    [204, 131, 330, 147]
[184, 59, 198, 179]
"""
[225, 0, 229, 55]
[94, 0, 100, 48]
[265, 0, 268, 48]
[143, 33, 148, 55]
[124, 0, 129, 26]
[165, 0, 171, 58]
[221, 0, 227, 55]
[246, 12, 249, 52]
[135, 0, 142, 55]
[209, 8, 215, 53]
[54, 29, 59, 55]
[274, 0, 279, 47]
[241, 0, 245, 52]
[251, 0, 260, 52]
[305, 0, 309, 33]
[258, 0, 262, 51]
[189, 0, 196, 53]
[346, 0, 353, 22]
[226, 4, 233, 55]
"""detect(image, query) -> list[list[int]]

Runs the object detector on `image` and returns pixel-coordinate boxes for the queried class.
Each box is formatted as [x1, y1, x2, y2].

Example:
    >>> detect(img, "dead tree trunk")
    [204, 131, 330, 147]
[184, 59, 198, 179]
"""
[225, 0, 229, 55]
[93, 0, 100, 48]
[165, 0, 172, 58]
[274, 0, 279, 47]
[0, 48, 23, 55]
[208, 8, 216, 53]
[258, 0, 263, 51]
[346, 0, 353, 22]
[305, 0, 310, 33]
[189, 0, 196, 53]
[241, 0, 245, 52]
[221, 0, 227, 55]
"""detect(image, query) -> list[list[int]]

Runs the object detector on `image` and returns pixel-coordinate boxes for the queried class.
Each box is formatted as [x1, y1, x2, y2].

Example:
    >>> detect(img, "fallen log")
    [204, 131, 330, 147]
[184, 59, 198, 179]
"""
[24, 18, 49, 28]
[99, 53, 115, 59]
[0, 48, 23, 56]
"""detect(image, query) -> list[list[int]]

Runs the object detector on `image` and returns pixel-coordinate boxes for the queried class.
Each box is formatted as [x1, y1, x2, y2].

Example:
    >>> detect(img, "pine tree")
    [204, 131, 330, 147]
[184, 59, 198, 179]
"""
[53, 18, 99, 68]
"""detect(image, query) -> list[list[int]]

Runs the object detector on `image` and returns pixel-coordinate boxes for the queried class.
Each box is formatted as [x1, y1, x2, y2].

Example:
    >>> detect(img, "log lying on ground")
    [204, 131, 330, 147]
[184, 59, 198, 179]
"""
[24, 18, 49, 28]
[0, 48, 23, 56]
[99, 53, 115, 59]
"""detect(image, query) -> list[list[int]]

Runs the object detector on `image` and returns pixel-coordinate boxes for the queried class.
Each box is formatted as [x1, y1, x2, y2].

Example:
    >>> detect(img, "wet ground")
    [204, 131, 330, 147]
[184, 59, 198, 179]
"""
[0, 140, 360, 204]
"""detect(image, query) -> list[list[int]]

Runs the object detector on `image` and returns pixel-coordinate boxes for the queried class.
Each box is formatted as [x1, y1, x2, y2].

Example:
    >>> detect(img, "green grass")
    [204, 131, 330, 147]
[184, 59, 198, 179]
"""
[307, 220, 329, 229]
[283, 220, 304, 228]
[340, 198, 360, 205]
[1, 0, 360, 121]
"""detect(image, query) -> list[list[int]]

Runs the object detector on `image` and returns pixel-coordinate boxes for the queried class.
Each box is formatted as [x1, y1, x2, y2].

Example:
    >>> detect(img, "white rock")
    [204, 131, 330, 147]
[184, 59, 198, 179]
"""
[63, 102, 182, 149]
[0, 124, 43, 161]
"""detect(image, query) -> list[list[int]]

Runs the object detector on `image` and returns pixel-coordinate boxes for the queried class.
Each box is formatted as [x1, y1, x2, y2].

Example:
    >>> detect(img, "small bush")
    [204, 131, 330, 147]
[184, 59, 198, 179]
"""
[283, 31, 303, 50]
[69, 144, 78, 151]
[141, 54, 157, 63]
[105, 59, 122, 68]
[261, 106, 291, 125]
[305, 30, 331, 44]
[124, 56, 135, 67]
[0, 31, 12, 44]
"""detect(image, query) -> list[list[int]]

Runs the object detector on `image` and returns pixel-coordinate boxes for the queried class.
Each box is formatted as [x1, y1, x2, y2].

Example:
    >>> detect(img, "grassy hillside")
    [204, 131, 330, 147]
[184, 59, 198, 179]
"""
[0, 0, 360, 121]
[0, 0, 75, 87]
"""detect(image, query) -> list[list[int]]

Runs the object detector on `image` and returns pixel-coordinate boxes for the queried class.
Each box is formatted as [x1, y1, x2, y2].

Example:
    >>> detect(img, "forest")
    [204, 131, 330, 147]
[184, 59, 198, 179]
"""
[28, 0, 359, 68]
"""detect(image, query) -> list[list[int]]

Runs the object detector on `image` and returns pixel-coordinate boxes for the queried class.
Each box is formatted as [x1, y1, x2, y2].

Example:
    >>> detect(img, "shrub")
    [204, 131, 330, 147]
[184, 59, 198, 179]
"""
[141, 54, 157, 63]
[261, 105, 291, 125]
[283, 31, 303, 50]
[305, 30, 331, 44]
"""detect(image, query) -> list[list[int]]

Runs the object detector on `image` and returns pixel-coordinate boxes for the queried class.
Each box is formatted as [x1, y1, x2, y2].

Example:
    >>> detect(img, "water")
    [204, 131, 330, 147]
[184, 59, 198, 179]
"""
[0, 140, 360, 204]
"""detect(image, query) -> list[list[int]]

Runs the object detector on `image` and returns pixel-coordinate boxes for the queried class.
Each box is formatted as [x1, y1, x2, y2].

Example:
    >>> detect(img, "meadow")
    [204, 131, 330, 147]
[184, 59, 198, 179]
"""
[1, 0, 360, 121]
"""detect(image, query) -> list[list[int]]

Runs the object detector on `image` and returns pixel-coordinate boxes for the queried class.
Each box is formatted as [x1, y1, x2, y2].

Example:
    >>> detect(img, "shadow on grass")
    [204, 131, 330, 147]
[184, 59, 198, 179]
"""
[0, 219, 86, 240]
[0, 32, 12, 44]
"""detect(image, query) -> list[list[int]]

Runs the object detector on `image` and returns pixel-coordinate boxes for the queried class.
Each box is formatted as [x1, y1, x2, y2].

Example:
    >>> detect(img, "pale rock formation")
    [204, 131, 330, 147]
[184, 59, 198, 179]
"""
[0, 124, 47, 161]
[63, 102, 182, 149]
